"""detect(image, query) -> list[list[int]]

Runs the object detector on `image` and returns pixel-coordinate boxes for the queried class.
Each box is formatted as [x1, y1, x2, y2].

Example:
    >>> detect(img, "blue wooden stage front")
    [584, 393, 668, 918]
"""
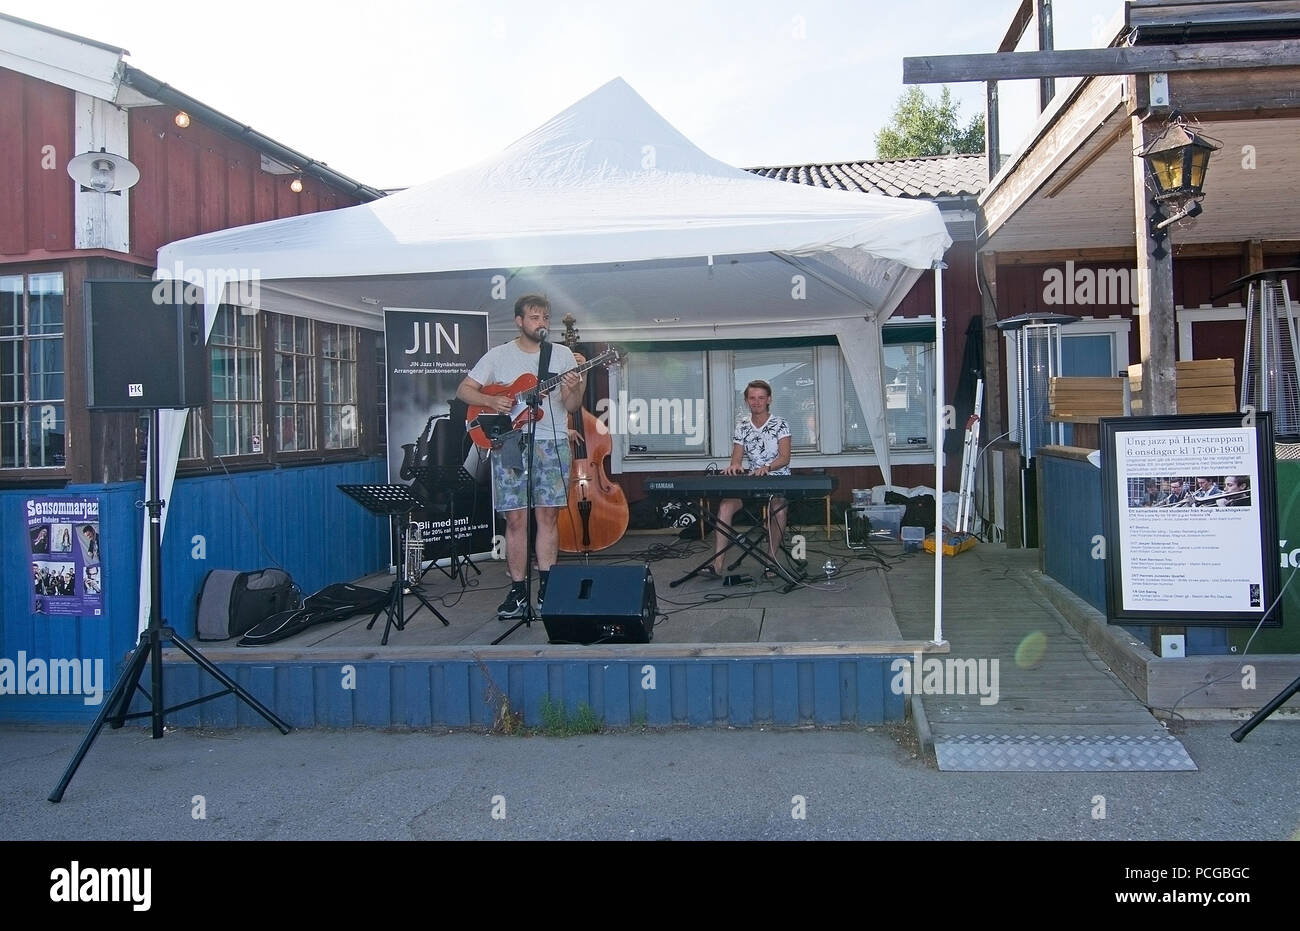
[3, 457, 907, 728]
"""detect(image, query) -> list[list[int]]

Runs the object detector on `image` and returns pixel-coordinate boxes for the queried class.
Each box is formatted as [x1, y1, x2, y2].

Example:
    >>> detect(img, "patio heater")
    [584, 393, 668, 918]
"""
[996, 313, 1078, 547]
[1237, 268, 1300, 441]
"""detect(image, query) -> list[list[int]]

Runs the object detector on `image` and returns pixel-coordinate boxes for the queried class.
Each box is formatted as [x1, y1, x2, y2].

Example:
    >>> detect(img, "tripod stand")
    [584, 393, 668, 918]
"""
[408, 464, 481, 584]
[339, 484, 450, 644]
[1231, 672, 1300, 742]
[50, 408, 290, 803]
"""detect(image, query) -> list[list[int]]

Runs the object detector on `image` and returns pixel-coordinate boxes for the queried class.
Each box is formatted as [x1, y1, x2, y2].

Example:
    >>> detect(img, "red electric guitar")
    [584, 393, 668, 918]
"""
[465, 347, 620, 449]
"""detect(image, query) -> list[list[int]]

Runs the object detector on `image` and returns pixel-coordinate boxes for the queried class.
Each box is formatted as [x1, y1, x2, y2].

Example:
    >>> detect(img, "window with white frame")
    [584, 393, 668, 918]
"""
[733, 347, 817, 449]
[843, 340, 935, 450]
[621, 349, 708, 455]
[1, 272, 65, 469]
[1003, 316, 1131, 446]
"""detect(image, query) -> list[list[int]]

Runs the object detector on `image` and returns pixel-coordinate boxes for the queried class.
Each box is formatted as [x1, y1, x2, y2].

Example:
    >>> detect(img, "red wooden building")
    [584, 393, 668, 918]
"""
[0, 12, 386, 488]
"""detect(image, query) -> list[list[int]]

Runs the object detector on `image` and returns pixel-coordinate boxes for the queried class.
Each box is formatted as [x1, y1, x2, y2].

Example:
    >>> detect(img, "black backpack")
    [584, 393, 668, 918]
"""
[195, 568, 300, 641]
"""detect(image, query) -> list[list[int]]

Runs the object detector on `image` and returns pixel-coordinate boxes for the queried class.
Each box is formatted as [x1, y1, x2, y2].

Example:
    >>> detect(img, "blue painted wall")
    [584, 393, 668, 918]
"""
[1, 459, 388, 723]
[1037, 453, 1228, 655]
[130, 655, 907, 729]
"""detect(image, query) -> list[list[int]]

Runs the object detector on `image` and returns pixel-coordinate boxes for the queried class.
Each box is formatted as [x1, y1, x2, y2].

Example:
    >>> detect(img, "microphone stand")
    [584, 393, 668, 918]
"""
[494, 333, 547, 645]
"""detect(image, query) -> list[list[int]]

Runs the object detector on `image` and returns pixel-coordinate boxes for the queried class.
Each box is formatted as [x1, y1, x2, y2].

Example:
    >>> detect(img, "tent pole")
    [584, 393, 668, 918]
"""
[933, 262, 946, 646]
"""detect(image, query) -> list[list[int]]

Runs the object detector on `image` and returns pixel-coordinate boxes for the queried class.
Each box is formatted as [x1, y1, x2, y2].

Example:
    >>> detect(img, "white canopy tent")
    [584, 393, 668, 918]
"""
[148, 77, 952, 639]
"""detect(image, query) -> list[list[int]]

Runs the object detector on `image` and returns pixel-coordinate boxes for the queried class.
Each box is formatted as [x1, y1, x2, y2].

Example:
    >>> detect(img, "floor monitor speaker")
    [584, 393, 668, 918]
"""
[542, 565, 655, 644]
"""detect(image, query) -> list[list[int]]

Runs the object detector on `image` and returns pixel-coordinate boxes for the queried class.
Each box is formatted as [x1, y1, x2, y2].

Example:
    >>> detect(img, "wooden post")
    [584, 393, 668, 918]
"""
[986, 81, 1000, 179]
[1036, 0, 1055, 110]
[979, 251, 1005, 440]
[1131, 111, 1178, 415]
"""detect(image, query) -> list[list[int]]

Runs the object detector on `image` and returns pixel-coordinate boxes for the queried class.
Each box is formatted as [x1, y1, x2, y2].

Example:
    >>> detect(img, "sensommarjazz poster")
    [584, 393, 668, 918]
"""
[26, 496, 103, 617]
[1100, 414, 1281, 627]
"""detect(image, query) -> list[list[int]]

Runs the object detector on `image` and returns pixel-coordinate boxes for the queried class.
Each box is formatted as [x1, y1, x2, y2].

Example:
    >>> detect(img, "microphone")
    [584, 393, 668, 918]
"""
[536, 326, 549, 342]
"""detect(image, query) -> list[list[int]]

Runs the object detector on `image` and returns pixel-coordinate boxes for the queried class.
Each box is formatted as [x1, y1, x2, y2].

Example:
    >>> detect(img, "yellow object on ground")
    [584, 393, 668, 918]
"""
[924, 532, 978, 556]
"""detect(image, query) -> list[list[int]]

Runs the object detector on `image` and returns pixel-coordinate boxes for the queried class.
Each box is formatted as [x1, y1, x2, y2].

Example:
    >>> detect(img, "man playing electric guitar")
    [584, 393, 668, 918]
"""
[456, 294, 582, 618]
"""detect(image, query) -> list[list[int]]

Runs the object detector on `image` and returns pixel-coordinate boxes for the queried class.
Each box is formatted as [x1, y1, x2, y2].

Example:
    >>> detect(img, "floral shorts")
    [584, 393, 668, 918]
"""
[492, 437, 571, 511]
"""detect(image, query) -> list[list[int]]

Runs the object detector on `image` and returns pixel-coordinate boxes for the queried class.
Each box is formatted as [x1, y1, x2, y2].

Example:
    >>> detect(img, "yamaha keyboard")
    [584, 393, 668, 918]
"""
[645, 474, 837, 499]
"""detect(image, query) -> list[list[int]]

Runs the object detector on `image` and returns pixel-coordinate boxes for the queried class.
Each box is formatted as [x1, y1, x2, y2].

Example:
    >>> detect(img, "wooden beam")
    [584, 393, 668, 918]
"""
[996, 246, 1140, 264]
[1128, 2, 1300, 33]
[998, 0, 1035, 54]
[1168, 66, 1300, 113]
[1247, 239, 1265, 274]
[904, 38, 1300, 84]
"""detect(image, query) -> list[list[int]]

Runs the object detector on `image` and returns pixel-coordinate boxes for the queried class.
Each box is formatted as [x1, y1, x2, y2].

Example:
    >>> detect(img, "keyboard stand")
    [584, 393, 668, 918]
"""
[671, 497, 801, 593]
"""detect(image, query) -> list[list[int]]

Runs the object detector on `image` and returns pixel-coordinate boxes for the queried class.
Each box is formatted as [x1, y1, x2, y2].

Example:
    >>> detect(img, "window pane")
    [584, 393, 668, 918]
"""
[733, 348, 816, 449]
[623, 351, 707, 454]
[29, 337, 63, 400]
[29, 403, 64, 467]
[843, 342, 934, 450]
[1060, 334, 1114, 376]
[209, 307, 262, 455]
[28, 273, 63, 334]
[1, 339, 22, 402]
[325, 403, 357, 448]
[1, 276, 20, 337]
[1, 406, 18, 467]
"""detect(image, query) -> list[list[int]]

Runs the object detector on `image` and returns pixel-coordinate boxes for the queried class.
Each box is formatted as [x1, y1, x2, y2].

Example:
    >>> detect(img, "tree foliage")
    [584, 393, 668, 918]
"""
[874, 86, 986, 159]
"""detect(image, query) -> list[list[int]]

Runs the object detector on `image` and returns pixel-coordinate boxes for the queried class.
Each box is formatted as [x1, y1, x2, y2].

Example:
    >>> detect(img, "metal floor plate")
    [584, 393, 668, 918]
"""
[933, 733, 1198, 772]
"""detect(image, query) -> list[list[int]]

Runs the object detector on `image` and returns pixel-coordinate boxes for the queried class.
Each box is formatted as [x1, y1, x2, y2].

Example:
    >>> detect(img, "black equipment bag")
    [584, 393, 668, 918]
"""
[196, 568, 299, 641]
[237, 583, 389, 647]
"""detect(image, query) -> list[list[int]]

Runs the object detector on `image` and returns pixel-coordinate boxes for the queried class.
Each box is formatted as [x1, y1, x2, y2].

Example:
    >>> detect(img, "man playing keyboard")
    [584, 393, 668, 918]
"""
[709, 379, 792, 579]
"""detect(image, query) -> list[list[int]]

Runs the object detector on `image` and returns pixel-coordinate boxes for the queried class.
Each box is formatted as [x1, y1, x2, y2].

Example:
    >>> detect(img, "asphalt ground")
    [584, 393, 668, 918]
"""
[4, 720, 1296, 842]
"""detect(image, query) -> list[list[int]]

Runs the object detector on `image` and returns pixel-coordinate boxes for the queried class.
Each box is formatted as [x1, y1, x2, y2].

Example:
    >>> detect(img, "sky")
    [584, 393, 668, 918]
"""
[5, 0, 1126, 190]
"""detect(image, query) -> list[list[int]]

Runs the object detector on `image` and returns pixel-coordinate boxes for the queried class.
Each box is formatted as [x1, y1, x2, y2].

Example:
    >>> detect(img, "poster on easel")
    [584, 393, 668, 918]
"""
[26, 496, 103, 617]
[383, 308, 494, 564]
[1100, 412, 1281, 627]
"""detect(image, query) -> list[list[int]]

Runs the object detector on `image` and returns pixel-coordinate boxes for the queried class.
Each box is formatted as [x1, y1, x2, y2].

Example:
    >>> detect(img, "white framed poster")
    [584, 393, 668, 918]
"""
[1100, 412, 1281, 627]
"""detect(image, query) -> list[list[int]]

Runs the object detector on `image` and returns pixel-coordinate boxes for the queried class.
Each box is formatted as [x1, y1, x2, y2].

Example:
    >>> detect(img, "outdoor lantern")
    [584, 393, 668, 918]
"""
[1139, 119, 1221, 258]
[67, 148, 140, 195]
[1143, 124, 1219, 202]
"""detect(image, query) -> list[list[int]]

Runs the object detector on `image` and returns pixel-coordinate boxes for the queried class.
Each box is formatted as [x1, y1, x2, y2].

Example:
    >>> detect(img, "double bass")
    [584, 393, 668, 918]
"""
[557, 314, 629, 553]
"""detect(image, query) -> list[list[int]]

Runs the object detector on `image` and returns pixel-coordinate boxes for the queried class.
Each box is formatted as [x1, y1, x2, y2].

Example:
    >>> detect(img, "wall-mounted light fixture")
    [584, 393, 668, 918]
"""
[1139, 114, 1221, 259]
[290, 174, 304, 193]
[66, 148, 141, 195]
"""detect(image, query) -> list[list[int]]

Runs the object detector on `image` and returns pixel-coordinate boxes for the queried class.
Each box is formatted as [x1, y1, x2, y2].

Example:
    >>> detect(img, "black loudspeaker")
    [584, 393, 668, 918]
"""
[542, 565, 656, 644]
[85, 280, 209, 410]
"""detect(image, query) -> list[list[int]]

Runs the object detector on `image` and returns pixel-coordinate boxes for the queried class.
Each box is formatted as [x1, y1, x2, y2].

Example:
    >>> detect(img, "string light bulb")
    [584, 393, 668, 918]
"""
[290, 175, 303, 193]
[174, 111, 191, 128]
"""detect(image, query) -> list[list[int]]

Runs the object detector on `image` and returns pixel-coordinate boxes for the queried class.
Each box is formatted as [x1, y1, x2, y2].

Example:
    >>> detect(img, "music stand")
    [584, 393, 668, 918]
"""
[408, 464, 481, 583]
[338, 484, 450, 644]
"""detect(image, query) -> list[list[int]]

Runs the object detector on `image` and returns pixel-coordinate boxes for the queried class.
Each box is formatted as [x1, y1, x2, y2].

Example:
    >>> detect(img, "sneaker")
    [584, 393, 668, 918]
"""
[497, 587, 527, 619]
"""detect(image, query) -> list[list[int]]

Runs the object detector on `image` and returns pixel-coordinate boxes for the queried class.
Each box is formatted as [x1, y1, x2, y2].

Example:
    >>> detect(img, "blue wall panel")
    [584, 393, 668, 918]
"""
[1038, 454, 1228, 655]
[1, 460, 388, 724]
[127, 655, 908, 729]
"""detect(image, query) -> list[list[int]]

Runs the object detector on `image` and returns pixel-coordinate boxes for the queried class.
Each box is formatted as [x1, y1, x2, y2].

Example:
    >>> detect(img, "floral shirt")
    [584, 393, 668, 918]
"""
[734, 415, 791, 474]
